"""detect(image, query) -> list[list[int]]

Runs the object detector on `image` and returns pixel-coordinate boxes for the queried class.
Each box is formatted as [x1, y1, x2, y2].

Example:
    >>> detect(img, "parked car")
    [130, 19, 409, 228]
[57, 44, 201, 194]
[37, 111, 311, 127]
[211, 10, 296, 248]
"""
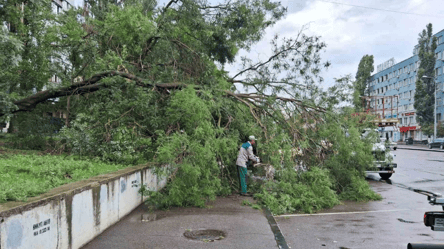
[428, 138, 444, 149]
[361, 129, 397, 180]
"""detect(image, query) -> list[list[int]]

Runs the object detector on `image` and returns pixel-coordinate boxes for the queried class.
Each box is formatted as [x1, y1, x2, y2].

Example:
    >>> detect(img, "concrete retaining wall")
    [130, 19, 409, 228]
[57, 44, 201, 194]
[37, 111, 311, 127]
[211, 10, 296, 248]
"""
[0, 163, 169, 249]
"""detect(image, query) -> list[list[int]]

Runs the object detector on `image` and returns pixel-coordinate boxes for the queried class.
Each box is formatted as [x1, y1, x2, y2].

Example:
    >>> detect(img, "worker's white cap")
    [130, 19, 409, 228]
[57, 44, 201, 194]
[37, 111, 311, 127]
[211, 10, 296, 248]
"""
[248, 135, 256, 141]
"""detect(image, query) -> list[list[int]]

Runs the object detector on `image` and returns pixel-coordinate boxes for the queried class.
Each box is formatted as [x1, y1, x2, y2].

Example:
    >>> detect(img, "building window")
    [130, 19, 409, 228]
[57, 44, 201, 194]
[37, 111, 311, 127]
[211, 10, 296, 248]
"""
[399, 69, 402, 75]
[400, 118, 403, 125]
[438, 113, 442, 121]
[439, 36, 443, 44]
[439, 67, 443, 75]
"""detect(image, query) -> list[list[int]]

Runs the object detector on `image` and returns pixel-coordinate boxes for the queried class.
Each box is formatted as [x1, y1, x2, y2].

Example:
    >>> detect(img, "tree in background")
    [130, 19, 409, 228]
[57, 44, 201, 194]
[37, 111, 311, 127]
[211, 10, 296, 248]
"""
[353, 55, 374, 111]
[0, 25, 23, 122]
[414, 23, 437, 128]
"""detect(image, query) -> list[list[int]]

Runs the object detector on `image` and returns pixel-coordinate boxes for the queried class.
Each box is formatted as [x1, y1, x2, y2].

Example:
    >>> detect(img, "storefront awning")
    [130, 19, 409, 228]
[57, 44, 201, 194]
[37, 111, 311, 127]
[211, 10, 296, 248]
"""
[400, 126, 416, 132]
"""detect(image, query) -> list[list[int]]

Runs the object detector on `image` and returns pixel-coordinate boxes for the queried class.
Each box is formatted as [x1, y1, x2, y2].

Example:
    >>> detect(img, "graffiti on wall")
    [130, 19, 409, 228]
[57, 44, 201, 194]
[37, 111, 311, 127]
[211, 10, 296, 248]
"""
[33, 218, 51, 236]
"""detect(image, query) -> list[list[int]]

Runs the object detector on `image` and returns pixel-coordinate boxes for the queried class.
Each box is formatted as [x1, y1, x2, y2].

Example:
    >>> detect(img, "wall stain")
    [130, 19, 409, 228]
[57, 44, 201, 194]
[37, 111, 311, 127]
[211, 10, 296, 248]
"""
[7, 220, 23, 248]
[121, 178, 127, 193]
[92, 186, 101, 229]
[64, 193, 73, 249]
[57, 197, 62, 249]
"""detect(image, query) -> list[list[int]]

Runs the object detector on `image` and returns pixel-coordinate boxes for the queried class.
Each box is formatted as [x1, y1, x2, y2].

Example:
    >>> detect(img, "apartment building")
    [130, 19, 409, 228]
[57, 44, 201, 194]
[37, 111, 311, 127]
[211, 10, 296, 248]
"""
[368, 28, 444, 141]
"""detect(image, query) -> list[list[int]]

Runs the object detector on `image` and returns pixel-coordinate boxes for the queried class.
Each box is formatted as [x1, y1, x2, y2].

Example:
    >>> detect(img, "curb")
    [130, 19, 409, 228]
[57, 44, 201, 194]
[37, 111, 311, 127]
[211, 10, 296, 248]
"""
[263, 208, 289, 249]
[397, 147, 444, 153]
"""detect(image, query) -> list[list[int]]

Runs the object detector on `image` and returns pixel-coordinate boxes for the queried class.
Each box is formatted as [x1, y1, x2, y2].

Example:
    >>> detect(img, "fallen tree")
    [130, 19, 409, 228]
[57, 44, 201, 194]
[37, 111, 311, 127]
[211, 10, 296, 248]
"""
[1, 0, 380, 214]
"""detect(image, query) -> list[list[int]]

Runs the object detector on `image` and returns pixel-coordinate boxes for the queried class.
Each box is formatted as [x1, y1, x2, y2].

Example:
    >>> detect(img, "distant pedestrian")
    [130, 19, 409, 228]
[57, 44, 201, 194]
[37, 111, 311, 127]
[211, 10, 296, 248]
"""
[236, 135, 260, 196]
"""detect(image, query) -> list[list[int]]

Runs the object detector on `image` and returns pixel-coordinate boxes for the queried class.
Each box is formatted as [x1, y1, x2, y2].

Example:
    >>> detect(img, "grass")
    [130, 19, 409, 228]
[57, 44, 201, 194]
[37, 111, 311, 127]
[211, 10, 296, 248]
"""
[0, 153, 130, 203]
[0, 133, 139, 203]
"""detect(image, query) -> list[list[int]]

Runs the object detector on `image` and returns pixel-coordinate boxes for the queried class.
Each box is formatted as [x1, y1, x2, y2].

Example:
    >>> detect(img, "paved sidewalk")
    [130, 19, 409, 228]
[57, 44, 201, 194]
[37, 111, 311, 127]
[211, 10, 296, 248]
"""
[397, 144, 444, 152]
[82, 195, 279, 249]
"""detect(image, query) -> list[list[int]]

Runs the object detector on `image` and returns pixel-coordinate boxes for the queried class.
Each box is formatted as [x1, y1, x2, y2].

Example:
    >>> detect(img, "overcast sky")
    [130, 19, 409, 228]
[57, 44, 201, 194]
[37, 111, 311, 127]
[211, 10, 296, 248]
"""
[71, 0, 444, 89]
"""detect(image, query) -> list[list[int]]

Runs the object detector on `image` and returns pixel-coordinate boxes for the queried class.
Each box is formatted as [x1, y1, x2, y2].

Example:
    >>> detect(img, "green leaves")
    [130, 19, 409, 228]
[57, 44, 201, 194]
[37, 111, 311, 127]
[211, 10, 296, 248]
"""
[415, 23, 437, 126]
[0, 0, 381, 213]
[255, 168, 340, 214]
[353, 55, 374, 110]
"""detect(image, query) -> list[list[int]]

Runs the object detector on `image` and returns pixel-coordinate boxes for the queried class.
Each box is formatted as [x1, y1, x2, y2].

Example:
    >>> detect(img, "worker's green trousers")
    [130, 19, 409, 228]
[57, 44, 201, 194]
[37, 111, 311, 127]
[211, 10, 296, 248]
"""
[237, 166, 248, 194]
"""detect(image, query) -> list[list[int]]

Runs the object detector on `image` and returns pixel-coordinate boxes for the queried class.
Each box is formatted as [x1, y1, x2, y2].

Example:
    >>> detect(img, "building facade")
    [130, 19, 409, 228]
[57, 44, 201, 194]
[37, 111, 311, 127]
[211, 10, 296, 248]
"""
[368, 28, 444, 142]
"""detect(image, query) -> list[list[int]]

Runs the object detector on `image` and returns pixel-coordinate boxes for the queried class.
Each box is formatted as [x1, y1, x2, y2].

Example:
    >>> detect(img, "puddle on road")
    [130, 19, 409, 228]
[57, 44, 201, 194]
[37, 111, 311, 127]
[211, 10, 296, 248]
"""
[366, 175, 418, 192]
[413, 179, 444, 183]
[397, 218, 416, 223]
[418, 233, 431, 236]
[350, 219, 364, 222]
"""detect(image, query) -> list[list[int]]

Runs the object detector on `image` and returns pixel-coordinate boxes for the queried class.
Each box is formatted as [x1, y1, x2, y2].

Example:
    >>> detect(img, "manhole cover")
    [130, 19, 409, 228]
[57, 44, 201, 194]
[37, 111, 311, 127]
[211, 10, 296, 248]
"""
[183, 229, 225, 242]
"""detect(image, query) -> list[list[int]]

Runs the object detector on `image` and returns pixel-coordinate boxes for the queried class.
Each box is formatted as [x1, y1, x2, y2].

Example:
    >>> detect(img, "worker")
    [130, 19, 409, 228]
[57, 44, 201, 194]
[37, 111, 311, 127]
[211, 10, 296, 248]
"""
[236, 135, 260, 196]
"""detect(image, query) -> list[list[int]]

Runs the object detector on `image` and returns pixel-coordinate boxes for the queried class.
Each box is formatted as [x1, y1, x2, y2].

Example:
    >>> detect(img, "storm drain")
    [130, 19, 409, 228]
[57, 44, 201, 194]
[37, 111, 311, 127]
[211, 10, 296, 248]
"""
[183, 229, 226, 242]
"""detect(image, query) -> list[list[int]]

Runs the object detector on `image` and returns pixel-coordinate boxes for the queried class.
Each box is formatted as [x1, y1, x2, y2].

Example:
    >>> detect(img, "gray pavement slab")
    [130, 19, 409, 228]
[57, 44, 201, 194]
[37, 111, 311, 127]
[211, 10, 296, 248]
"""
[276, 181, 444, 249]
[82, 195, 278, 249]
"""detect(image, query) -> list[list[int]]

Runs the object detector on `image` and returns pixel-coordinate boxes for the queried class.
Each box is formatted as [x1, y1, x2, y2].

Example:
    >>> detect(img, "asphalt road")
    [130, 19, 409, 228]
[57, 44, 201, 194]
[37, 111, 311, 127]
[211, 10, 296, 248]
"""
[383, 147, 444, 195]
[82, 148, 444, 249]
[276, 148, 444, 249]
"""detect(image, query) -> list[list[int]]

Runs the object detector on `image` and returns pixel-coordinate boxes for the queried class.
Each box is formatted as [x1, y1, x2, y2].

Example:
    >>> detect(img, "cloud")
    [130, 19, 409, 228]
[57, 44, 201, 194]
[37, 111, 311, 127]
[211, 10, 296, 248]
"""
[226, 0, 444, 90]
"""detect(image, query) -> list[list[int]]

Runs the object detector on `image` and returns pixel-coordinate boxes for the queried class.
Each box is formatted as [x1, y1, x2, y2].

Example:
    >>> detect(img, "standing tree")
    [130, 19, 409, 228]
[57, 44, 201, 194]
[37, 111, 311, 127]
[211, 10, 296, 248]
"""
[353, 55, 374, 111]
[414, 23, 437, 130]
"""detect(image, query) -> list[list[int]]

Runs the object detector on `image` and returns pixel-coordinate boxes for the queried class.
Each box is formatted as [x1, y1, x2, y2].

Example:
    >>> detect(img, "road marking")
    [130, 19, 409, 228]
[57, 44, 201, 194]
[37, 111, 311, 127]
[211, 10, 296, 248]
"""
[275, 209, 412, 217]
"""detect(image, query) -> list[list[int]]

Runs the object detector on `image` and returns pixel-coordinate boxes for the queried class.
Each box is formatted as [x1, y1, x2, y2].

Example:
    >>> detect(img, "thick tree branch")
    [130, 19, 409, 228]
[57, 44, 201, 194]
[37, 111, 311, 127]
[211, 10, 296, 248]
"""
[1, 71, 187, 117]
[1, 70, 325, 121]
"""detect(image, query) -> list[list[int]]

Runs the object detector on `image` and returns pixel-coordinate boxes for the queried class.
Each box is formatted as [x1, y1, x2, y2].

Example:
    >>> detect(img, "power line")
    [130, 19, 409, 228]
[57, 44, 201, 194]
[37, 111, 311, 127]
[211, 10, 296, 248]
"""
[316, 0, 444, 18]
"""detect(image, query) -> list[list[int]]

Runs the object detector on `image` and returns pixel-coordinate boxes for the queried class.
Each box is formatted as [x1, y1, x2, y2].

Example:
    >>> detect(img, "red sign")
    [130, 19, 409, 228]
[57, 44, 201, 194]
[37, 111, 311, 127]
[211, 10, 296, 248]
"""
[400, 126, 416, 132]
[405, 112, 415, 116]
